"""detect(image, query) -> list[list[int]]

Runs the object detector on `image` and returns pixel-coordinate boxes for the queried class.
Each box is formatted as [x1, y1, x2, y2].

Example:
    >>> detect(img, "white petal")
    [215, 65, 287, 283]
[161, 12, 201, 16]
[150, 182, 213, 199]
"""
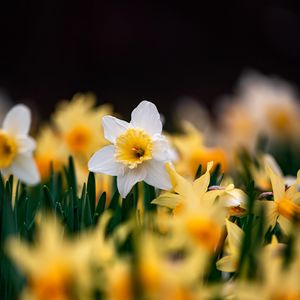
[152, 136, 172, 161]
[102, 116, 131, 143]
[130, 101, 162, 136]
[117, 166, 147, 198]
[10, 154, 40, 185]
[144, 159, 171, 190]
[3, 104, 31, 136]
[16, 136, 36, 153]
[88, 145, 123, 176]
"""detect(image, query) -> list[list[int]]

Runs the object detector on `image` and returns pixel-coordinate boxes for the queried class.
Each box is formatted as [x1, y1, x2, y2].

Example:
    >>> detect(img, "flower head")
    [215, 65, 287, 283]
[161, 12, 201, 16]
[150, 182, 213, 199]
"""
[53, 93, 112, 159]
[88, 101, 173, 198]
[0, 104, 40, 185]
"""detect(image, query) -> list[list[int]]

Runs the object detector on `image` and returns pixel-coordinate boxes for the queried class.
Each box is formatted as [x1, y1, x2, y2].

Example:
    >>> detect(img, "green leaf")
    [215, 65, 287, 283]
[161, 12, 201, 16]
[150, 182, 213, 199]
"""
[87, 172, 96, 215]
[108, 190, 120, 211]
[194, 164, 202, 180]
[93, 192, 106, 225]
[42, 185, 55, 212]
[143, 182, 156, 212]
[84, 194, 93, 228]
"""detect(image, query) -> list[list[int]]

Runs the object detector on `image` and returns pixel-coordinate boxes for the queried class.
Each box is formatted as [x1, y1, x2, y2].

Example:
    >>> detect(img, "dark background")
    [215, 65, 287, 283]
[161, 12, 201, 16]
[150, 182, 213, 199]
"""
[1, 1, 300, 120]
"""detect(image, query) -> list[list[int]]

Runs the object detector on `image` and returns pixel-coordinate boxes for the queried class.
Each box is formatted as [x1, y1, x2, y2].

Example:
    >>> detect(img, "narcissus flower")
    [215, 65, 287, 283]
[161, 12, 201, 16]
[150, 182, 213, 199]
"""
[88, 101, 173, 198]
[260, 162, 300, 234]
[0, 104, 40, 185]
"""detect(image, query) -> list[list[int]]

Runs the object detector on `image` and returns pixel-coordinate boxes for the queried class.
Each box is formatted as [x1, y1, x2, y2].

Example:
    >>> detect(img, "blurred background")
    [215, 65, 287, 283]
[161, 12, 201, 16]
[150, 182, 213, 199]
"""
[1, 0, 300, 120]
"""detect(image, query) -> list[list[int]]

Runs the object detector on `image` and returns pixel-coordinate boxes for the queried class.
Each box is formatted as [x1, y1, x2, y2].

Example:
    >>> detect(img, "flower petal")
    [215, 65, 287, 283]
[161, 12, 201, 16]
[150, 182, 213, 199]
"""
[151, 192, 182, 209]
[226, 219, 244, 256]
[165, 163, 193, 198]
[216, 255, 237, 273]
[10, 154, 40, 185]
[102, 116, 131, 143]
[130, 101, 162, 136]
[117, 166, 147, 198]
[17, 136, 36, 153]
[88, 145, 123, 176]
[193, 161, 214, 198]
[265, 163, 285, 201]
[144, 160, 171, 191]
[152, 136, 173, 161]
[3, 104, 31, 136]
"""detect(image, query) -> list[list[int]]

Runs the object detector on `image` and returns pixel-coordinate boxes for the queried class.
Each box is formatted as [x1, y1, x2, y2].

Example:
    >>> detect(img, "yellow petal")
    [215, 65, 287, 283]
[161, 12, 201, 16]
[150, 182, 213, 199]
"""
[265, 163, 285, 201]
[151, 192, 182, 209]
[193, 161, 213, 198]
[225, 219, 243, 256]
[165, 163, 193, 198]
[216, 255, 237, 272]
[259, 200, 278, 231]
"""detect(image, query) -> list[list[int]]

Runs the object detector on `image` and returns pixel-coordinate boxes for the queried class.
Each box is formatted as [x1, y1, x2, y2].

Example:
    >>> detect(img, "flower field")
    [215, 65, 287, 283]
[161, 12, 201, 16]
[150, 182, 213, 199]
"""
[1, 72, 300, 300]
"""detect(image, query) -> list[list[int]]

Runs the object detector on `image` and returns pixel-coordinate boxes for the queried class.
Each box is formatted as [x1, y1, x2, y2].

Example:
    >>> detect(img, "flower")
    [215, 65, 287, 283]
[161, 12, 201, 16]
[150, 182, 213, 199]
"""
[35, 125, 66, 180]
[152, 162, 226, 252]
[88, 101, 173, 198]
[171, 121, 228, 178]
[6, 216, 96, 300]
[260, 162, 300, 234]
[52, 93, 112, 160]
[0, 104, 40, 185]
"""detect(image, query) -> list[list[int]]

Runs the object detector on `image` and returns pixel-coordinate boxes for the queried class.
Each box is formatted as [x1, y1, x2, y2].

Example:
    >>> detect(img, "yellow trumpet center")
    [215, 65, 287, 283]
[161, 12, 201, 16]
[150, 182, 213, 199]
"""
[0, 130, 17, 168]
[29, 263, 72, 300]
[277, 198, 300, 221]
[65, 125, 92, 154]
[185, 216, 222, 251]
[115, 128, 153, 169]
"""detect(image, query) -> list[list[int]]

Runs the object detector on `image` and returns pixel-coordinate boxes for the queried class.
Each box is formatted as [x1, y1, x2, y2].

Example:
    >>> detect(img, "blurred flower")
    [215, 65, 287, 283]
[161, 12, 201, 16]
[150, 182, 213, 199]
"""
[206, 184, 247, 217]
[238, 71, 300, 141]
[171, 121, 228, 178]
[153, 162, 226, 252]
[88, 101, 173, 198]
[35, 126, 66, 180]
[0, 104, 40, 185]
[53, 93, 112, 160]
[260, 162, 300, 234]
[217, 98, 260, 156]
[6, 217, 94, 300]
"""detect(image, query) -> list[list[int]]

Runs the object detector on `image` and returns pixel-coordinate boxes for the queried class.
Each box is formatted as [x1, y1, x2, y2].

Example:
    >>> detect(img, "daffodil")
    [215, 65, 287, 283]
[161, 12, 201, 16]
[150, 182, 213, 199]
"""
[6, 217, 95, 300]
[260, 162, 300, 234]
[35, 126, 66, 180]
[152, 162, 226, 252]
[0, 104, 40, 185]
[53, 93, 112, 160]
[237, 71, 300, 141]
[171, 121, 228, 178]
[88, 101, 173, 198]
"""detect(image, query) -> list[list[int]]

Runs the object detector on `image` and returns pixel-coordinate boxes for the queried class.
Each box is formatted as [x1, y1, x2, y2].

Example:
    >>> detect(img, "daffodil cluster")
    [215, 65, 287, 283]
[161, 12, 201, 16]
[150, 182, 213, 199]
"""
[2, 71, 300, 300]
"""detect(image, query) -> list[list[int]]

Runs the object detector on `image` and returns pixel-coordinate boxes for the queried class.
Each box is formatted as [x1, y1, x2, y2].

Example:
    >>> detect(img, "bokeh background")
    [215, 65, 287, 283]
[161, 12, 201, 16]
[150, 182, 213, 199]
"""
[1, 1, 300, 119]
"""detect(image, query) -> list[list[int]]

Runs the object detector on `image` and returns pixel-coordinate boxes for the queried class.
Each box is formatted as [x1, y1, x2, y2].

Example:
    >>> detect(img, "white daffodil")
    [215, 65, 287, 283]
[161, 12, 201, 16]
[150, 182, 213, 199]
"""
[0, 104, 40, 185]
[88, 101, 173, 198]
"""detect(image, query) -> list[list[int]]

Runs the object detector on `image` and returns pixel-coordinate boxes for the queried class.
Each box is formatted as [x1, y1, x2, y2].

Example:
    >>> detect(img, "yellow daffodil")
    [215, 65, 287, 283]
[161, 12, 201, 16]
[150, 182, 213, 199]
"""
[260, 163, 300, 234]
[153, 162, 226, 252]
[35, 126, 66, 180]
[88, 101, 174, 198]
[171, 121, 227, 178]
[0, 104, 40, 184]
[6, 218, 94, 300]
[53, 93, 112, 160]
